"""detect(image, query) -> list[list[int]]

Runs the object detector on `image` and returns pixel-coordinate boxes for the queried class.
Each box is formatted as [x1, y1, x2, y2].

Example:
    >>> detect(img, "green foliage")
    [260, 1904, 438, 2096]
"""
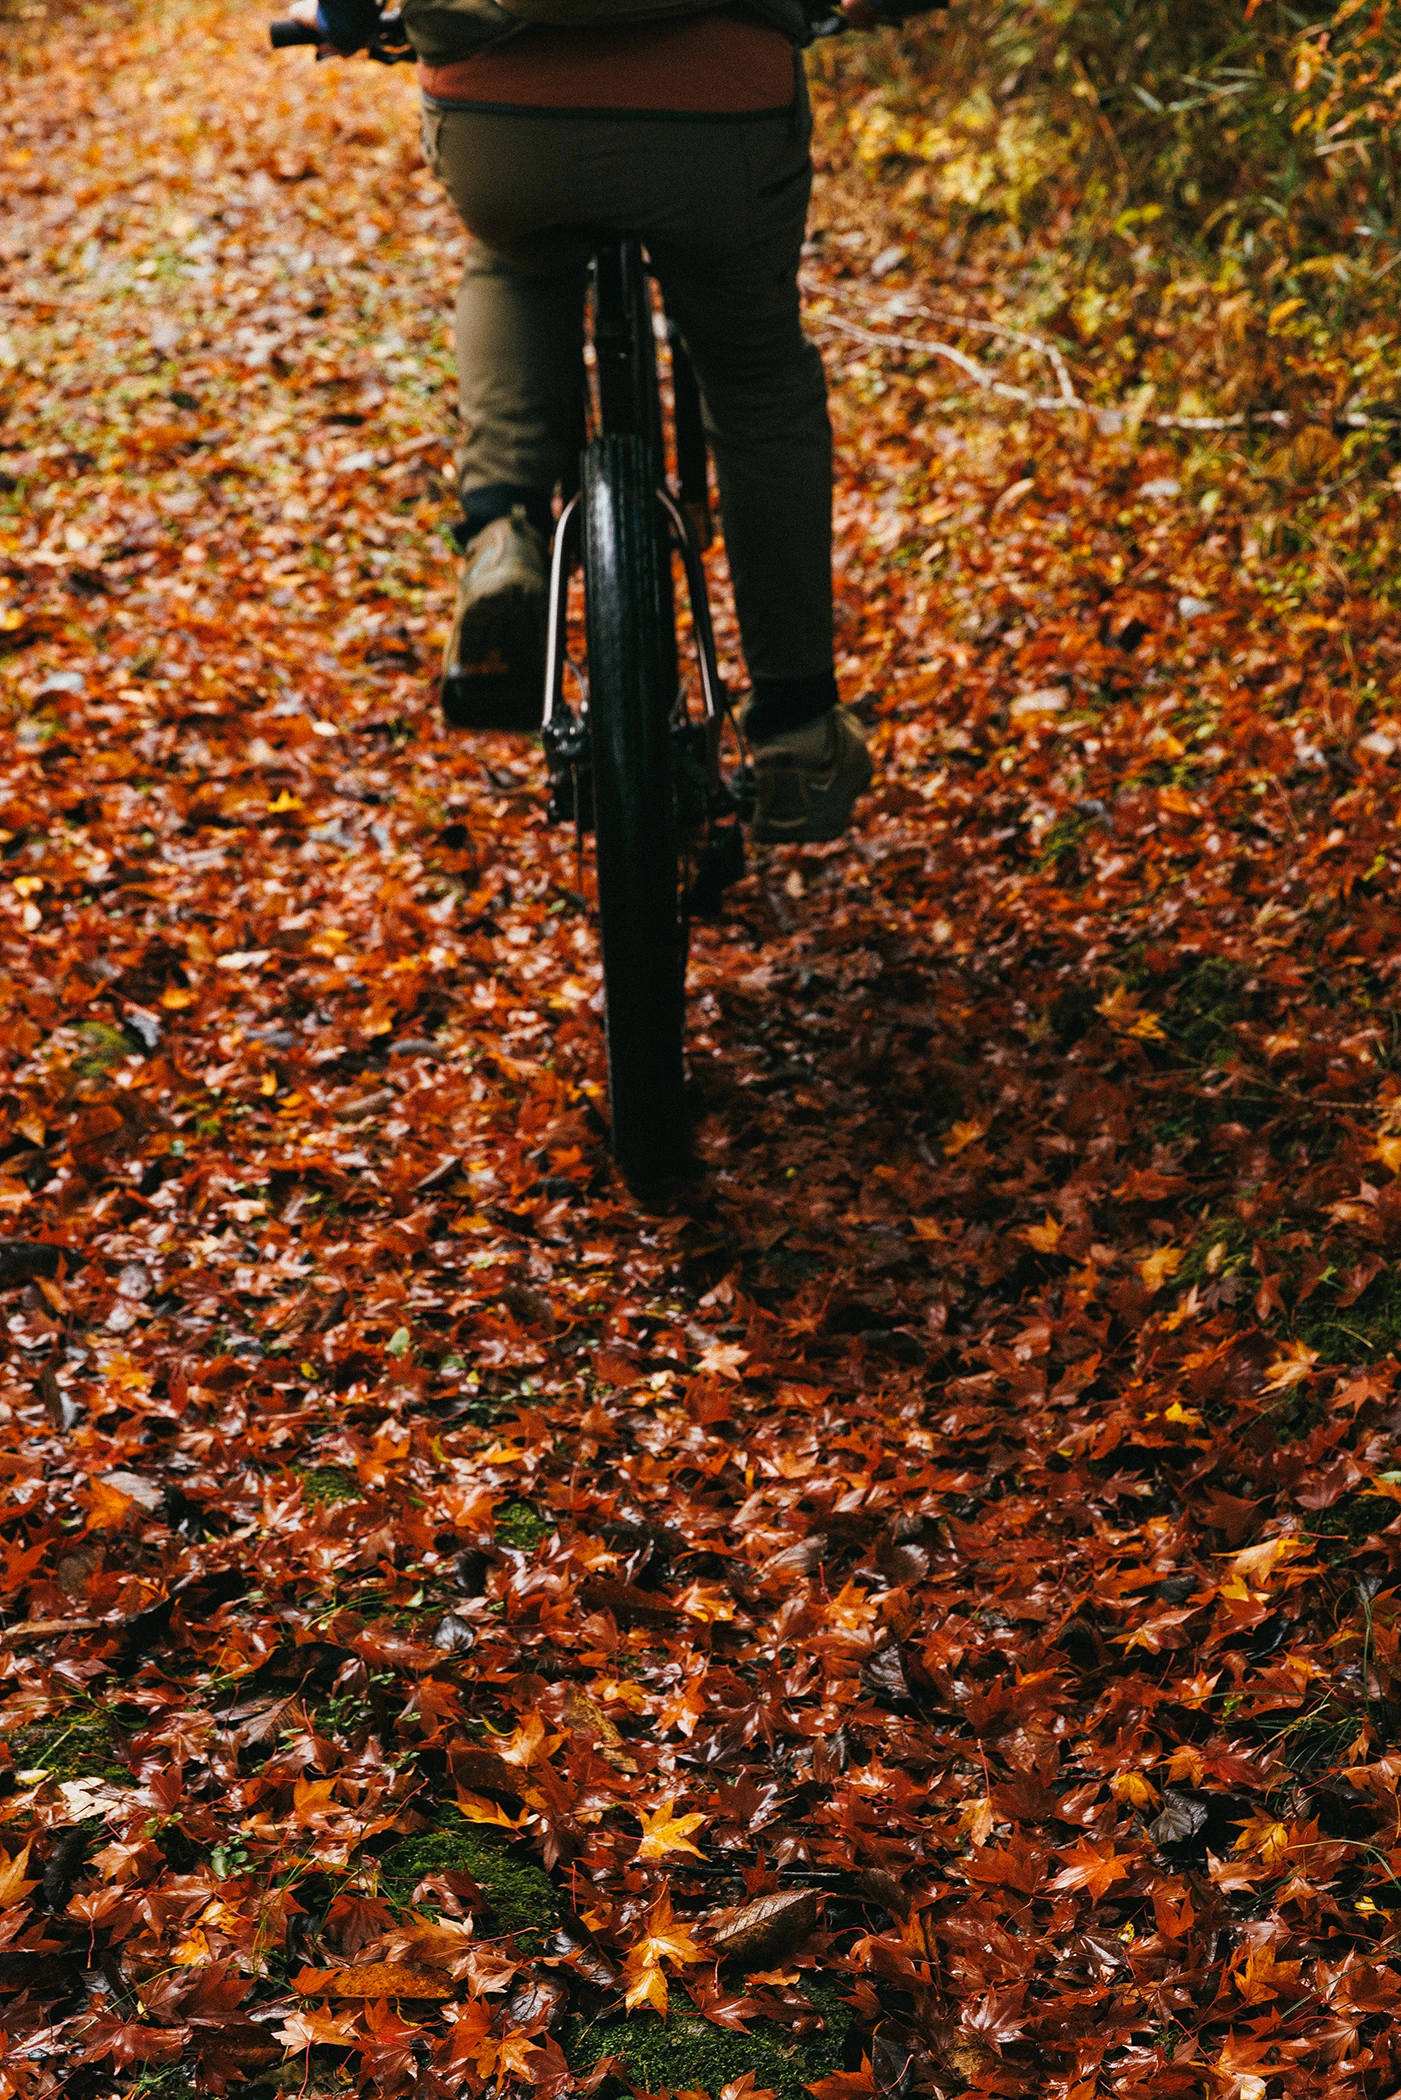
[811, 0, 1401, 424]
[1296, 1262, 1401, 1365]
[75, 1021, 130, 1077]
[298, 1465, 362, 1507]
[1311, 1490, 1399, 1563]
[377, 1816, 560, 1953]
[567, 1981, 851, 2100]
[9, 1699, 128, 1784]
[1160, 957, 1247, 1066]
[496, 1499, 550, 1551]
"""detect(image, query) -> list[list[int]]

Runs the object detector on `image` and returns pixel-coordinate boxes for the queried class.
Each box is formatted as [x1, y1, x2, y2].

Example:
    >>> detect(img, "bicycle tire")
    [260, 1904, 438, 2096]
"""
[583, 431, 687, 1187]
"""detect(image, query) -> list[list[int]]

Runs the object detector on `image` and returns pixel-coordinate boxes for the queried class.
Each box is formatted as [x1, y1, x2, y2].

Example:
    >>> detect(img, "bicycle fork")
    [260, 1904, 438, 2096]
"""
[540, 485, 750, 910]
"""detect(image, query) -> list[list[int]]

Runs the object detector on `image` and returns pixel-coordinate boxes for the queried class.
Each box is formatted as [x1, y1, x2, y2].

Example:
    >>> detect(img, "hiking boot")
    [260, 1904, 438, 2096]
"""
[748, 705, 873, 844]
[440, 507, 548, 732]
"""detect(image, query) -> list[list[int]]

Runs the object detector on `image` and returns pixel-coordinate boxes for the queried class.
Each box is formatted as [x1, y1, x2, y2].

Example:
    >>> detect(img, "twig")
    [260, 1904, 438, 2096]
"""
[809, 296, 1394, 435]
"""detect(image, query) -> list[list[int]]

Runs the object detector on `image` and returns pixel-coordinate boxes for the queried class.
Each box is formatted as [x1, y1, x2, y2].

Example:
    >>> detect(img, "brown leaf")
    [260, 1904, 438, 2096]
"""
[709, 1888, 817, 1968]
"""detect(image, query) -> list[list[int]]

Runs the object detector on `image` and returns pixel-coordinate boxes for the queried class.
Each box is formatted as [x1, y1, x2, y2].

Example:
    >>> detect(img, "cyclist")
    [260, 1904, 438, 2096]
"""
[285, 0, 941, 842]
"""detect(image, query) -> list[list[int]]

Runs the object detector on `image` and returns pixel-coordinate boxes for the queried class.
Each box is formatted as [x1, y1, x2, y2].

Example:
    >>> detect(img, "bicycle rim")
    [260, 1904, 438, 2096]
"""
[583, 431, 687, 1188]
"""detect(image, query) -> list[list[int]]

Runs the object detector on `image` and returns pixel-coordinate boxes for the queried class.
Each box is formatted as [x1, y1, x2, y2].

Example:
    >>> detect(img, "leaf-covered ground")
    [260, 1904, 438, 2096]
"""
[4, 4, 1401, 2097]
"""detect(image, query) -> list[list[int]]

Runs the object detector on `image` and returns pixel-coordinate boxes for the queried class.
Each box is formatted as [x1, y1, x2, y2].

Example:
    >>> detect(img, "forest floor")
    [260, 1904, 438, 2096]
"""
[3, 4, 1401, 2098]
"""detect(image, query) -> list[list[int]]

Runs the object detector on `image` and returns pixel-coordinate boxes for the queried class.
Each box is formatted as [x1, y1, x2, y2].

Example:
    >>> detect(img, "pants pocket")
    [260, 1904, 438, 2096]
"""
[756, 158, 810, 201]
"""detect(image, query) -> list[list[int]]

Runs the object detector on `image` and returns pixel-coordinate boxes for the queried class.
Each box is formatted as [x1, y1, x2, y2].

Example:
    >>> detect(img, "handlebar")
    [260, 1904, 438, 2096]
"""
[269, 18, 322, 45]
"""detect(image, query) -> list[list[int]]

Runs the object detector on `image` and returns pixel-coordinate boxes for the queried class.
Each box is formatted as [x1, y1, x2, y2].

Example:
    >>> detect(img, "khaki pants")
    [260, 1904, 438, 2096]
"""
[420, 87, 833, 685]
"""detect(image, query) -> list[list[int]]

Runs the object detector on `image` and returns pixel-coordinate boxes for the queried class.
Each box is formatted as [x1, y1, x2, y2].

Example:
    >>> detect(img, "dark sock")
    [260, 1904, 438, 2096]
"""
[745, 671, 839, 745]
[456, 483, 555, 547]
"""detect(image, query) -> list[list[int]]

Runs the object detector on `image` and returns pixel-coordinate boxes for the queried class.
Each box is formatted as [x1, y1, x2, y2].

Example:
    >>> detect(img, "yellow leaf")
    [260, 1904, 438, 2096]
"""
[499, 1712, 563, 1767]
[1234, 1941, 1300, 2003]
[1024, 1214, 1062, 1253]
[674, 1582, 734, 1624]
[943, 1117, 989, 1157]
[909, 1216, 944, 1241]
[1267, 296, 1306, 331]
[1375, 1135, 1401, 1175]
[275, 2006, 362, 2048]
[1233, 1814, 1293, 1869]
[958, 1795, 996, 1848]
[160, 986, 195, 1009]
[1163, 1400, 1203, 1426]
[172, 1928, 212, 1966]
[1139, 1245, 1184, 1294]
[636, 1797, 708, 1862]
[267, 790, 303, 813]
[454, 1789, 528, 1830]
[1263, 1343, 1319, 1392]
[0, 1843, 38, 1908]
[1098, 983, 1167, 1040]
[1226, 1537, 1311, 1588]
[291, 1773, 341, 1825]
[1111, 1771, 1159, 1810]
[620, 1889, 705, 2016]
[623, 1956, 670, 2017]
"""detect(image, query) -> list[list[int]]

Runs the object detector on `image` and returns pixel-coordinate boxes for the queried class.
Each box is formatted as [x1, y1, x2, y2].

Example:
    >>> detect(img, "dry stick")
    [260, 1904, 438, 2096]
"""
[818, 283, 1081, 407]
[811, 305, 1388, 435]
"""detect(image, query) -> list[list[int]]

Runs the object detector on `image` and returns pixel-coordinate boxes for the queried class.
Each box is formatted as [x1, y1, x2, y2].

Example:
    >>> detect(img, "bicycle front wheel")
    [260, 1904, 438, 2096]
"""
[583, 432, 687, 1187]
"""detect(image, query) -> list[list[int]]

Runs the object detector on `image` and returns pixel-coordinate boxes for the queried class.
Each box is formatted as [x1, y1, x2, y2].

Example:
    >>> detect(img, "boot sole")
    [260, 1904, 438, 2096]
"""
[445, 582, 545, 682]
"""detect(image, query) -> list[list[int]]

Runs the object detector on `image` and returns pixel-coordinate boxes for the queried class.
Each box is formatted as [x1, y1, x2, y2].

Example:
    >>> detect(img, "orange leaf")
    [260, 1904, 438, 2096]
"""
[636, 1797, 708, 1861]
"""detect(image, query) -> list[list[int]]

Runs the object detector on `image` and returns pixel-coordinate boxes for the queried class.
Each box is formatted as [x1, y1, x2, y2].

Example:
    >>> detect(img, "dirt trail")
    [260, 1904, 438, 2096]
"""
[2, 4, 1401, 2095]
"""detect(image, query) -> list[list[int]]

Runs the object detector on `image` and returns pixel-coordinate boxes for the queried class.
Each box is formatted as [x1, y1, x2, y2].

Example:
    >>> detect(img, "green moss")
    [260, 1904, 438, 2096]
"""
[127, 2070, 196, 2100]
[1035, 809, 1093, 875]
[1310, 1491, 1399, 1563]
[1177, 1215, 1252, 1293]
[75, 1020, 131, 1078]
[1295, 1261, 1401, 1365]
[1159, 957, 1246, 1066]
[567, 1978, 851, 2100]
[7, 1698, 129, 1784]
[298, 1465, 362, 1507]
[496, 1500, 550, 1552]
[377, 1816, 560, 1953]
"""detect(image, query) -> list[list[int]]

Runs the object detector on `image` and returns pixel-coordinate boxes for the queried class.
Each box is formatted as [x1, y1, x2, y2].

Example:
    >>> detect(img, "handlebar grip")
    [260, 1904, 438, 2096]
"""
[270, 19, 323, 47]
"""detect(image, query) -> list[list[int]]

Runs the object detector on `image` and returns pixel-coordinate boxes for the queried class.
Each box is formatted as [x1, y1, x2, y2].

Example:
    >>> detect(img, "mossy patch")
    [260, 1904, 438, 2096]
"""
[8, 1698, 129, 1784]
[1159, 957, 1247, 1066]
[567, 1977, 851, 2100]
[298, 1465, 362, 1507]
[496, 1500, 550, 1552]
[1310, 1490, 1400, 1563]
[75, 1020, 131, 1077]
[1295, 1260, 1401, 1365]
[377, 1815, 560, 1953]
[127, 2069, 196, 2100]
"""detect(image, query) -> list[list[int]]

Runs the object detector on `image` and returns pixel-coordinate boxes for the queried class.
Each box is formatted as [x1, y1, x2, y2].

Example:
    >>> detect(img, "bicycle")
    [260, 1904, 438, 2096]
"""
[273, 18, 751, 1194]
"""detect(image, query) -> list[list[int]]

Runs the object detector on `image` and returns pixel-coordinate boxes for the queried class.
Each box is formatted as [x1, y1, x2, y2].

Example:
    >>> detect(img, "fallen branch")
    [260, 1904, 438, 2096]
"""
[810, 298, 1393, 435]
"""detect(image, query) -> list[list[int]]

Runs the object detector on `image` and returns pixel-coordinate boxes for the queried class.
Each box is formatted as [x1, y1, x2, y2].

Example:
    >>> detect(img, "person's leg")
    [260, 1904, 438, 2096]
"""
[636, 101, 868, 837]
[643, 99, 834, 722]
[452, 242, 584, 537]
[421, 102, 590, 717]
